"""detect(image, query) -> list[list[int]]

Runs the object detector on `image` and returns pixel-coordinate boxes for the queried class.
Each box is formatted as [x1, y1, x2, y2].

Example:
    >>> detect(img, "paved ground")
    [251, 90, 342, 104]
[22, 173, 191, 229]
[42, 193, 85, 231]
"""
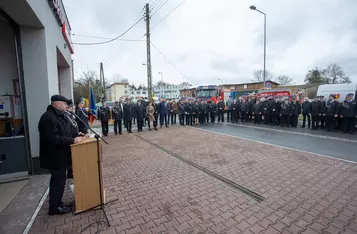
[29, 126, 357, 234]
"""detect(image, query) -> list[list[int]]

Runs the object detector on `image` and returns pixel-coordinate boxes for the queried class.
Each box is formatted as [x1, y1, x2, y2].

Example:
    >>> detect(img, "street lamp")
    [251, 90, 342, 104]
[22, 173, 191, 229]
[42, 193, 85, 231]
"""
[250, 5, 267, 89]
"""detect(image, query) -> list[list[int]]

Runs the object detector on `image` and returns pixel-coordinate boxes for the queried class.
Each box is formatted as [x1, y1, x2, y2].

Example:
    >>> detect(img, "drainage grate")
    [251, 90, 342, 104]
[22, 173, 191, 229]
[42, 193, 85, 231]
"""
[136, 135, 265, 202]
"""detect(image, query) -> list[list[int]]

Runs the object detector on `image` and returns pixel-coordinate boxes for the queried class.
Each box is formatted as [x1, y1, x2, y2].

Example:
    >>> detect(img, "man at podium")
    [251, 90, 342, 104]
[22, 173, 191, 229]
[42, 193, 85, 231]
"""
[38, 95, 84, 215]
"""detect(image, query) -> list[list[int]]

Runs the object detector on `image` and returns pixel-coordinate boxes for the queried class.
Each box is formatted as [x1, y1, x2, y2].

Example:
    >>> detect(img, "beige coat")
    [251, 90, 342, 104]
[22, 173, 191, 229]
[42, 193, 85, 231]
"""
[146, 105, 156, 122]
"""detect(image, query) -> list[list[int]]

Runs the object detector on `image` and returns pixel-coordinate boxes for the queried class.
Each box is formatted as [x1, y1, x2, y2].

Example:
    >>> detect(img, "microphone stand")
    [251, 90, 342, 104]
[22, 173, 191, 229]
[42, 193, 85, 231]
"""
[67, 110, 117, 227]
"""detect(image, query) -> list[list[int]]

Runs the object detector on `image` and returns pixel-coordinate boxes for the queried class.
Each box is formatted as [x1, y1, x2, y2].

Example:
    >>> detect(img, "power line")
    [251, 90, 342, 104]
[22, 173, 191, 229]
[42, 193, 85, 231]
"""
[71, 34, 145, 41]
[150, 42, 189, 80]
[72, 17, 144, 45]
[150, 0, 164, 11]
[151, 0, 187, 30]
[151, 0, 170, 17]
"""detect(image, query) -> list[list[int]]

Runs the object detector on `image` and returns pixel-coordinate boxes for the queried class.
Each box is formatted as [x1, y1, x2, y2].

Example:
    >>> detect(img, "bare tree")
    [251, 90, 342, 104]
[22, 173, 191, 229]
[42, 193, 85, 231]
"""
[322, 63, 351, 84]
[252, 69, 273, 82]
[304, 68, 327, 84]
[275, 75, 294, 85]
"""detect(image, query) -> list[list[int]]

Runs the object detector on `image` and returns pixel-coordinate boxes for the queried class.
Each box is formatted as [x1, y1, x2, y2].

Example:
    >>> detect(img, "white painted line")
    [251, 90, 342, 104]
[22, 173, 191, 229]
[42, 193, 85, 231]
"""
[22, 187, 49, 234]
[220, 122, 357, 143]
[196, 127, 357, 164]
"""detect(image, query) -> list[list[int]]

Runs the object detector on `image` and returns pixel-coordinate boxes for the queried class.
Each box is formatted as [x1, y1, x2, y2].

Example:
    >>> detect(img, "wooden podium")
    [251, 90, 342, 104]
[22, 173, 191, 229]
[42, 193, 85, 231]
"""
[70, 137, 105, 214]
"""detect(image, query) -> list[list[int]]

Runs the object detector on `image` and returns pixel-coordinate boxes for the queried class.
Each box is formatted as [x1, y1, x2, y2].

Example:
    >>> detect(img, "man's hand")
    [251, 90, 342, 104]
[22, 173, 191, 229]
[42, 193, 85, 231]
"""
[78, 132, 84, 136]
[74, 137, 84, 144]
[334, 114, 338, 118]
[341, 115, 343, 118]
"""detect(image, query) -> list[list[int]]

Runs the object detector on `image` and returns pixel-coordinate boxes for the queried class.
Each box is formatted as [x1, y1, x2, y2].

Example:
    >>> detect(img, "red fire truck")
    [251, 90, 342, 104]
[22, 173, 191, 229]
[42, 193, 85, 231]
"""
[196, 85, 225, 103]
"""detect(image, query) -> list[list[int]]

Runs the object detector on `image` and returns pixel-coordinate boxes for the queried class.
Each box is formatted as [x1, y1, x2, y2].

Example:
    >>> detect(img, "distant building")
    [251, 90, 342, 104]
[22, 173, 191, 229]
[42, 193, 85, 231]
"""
[179, 88, 197, 98]
[128, 88, 148, 100]
[154, 83, 191, 99]
[221, 80, 279, 91]
[109, 82, 129, 101]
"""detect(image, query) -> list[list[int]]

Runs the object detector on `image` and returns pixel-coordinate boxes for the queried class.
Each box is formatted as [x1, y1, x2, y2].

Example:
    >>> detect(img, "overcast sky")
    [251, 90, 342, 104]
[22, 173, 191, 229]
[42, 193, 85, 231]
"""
[64, 0, 357, 86]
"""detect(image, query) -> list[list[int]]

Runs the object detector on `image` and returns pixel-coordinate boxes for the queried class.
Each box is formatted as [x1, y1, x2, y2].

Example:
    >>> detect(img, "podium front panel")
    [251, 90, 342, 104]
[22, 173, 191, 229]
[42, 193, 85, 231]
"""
[71, 138, 104, 213]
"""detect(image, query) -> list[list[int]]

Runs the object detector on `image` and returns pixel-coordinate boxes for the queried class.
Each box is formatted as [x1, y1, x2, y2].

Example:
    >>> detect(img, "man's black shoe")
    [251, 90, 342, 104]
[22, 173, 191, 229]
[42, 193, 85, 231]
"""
[60, 201, 73, 208]
[48, 206, 72, 215]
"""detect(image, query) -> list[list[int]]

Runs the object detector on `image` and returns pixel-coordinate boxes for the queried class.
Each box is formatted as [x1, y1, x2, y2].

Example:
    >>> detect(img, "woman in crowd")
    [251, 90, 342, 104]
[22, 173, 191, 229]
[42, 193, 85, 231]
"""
[146, 101, 157, 131]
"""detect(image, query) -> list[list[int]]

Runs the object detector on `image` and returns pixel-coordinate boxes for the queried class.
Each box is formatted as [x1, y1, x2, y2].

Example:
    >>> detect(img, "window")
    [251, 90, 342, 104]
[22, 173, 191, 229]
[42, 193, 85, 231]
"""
[131, 92, 134, 94]
[197, 89, 215, 97]
[125, 91, 127, 94]
[142, 92, 146, 94]
[124, 85, 128, 88]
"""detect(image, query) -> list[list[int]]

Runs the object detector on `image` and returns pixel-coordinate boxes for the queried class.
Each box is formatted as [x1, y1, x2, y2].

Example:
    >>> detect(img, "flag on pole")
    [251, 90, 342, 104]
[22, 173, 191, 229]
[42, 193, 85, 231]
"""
[88, 87, 97, 124]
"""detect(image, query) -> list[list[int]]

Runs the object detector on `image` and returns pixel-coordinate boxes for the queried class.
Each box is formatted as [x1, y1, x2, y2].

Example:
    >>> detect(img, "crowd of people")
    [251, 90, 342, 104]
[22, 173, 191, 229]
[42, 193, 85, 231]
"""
[94, 93, 356, 135]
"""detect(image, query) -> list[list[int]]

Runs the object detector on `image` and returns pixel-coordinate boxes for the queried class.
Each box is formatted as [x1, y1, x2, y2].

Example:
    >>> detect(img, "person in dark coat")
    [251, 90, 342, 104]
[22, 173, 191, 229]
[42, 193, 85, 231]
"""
[75, 97, 89, 134]
[159, 99, 169, 128]
[247, 99, 254, 122]
[272, 97, 281, 126]
[99, 101, 110, 136]
[38, 95, 84, 215]
[178, 99, 186, 126]
[325, 94, 339, 132]
[253, 99, 262, 124]
[185, 99, 193, 126]
[231, 99, 239, 123]
[280, 98, 291, 127]
[141, 99, 148, 126]
[168, 101, 173, 125]
[340, 93, 357, 134]
[135, 100, 145, 132]
[290, 96, 301, 127]
[209, 101, 217, 123]
[319, 96, 327, 129]
[301, 97, 311, 128]
[217, 99, 225, 122]
[123, 99, 133, 133]
[240, 99, 247, 123]
[310, 96, 321, 130]
[112, 101, 123, 135]
[203, 101, 209, 124]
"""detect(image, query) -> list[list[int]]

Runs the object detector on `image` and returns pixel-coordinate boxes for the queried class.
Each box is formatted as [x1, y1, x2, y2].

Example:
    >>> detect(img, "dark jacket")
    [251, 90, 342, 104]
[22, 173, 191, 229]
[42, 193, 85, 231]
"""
[280, 102, 291, 115]
[320, 101, 326, 115]
[325, 100, 339, 116]
[65, 112, 79, 138]
[301, 101, 311, 114]
[240, 102, 247, 112]
[203, 103, 208, 114]
[38, 105, 74, 170]
[252, 103, 262, 115]
[340, 99, 357, 117]
[273, 101, 281, 113]
[135, 104, 145, 121]
[310, 101, 321, 116]
[247, 101, 254, 112]
[291, 101, 301, 116]
[231, 103, 239, 113]
[99, 106, 110, 122]
[185, 103, 193, 114]
[217, 101, 225, 112]
[75, 108, 88, 134]
[123, 103, 133, 121]
[112, 105, 123, 120]
[178, 103, 185, 114]
[159, 101, 168, 115]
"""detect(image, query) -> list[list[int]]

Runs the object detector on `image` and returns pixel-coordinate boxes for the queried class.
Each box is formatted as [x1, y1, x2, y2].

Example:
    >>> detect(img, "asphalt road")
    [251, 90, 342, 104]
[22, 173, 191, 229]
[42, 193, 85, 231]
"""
[195, 122, 357, 163]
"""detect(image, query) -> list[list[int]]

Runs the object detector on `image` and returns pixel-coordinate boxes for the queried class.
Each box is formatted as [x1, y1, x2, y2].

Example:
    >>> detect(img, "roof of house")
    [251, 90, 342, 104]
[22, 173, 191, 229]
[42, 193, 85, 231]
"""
[223, 80, 280, 86]
[110, 82, 129, 87]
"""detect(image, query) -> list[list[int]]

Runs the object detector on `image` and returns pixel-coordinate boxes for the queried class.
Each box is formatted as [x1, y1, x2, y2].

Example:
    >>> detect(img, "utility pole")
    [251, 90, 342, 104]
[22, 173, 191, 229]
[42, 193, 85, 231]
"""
[145, 3, 152, 100]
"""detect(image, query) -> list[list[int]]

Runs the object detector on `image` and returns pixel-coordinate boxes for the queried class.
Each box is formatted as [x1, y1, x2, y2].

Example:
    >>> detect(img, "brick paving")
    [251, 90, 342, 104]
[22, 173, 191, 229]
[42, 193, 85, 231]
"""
[29, 126, 357, 234]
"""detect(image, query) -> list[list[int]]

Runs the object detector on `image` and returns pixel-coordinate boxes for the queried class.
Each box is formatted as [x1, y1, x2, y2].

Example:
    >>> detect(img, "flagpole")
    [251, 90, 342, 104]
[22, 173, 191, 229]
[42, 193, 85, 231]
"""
[89, 80, 92, 128]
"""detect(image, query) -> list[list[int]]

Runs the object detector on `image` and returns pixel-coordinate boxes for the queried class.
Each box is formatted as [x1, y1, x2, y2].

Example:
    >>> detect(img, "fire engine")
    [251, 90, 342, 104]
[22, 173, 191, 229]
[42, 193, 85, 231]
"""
[196, 85, 225, 103]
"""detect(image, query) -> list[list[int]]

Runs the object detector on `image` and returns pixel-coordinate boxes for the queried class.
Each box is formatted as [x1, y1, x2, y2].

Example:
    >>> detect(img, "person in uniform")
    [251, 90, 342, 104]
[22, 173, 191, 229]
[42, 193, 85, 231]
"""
[217, 99, 225, 122]
[253, 99, 262, 124]
[185, 99, 192, 126]
[262, 97, 270, 124]
[290, 96, 301, 127]
[247, 98, 254, 122]
[226, 96, 233, 122]
[99, 101, 110, 136]
[280, 98, 291, 127]
[112, 101, 123, 135]
[272, 97, 280, 126]
[199, 100, 205, 124]
[301, 97, 311, 129]
[193, 101, 199, 125]
[146, 100, 157, 130]
[340, 93, 357, 134]
[135, 100, 145, 132]
[209, 101, 217, 123]
[123, 98, 133, 133]
[75, 97, 89, 134]
[203, 101, 209, 124]
[38, 95, 84, 215]
[167, 101, 173, 125]
[310, 96, 321, 130]
[325, 94, 339, 132]
[319, 96, 326, 129]
[178, 99, 185, 126]
[231, 99, 239, 123]
[240, 98, 247, 123]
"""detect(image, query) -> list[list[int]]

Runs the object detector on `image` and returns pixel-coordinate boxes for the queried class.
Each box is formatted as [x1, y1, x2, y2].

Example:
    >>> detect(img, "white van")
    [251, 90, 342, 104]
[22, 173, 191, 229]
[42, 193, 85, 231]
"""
[316, 83, 357, 102]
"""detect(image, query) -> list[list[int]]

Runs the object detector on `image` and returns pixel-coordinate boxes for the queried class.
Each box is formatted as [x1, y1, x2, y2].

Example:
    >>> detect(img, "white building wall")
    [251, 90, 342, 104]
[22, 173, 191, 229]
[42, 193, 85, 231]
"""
[0, 20, 17, 96]
[20, 0, 73, 158]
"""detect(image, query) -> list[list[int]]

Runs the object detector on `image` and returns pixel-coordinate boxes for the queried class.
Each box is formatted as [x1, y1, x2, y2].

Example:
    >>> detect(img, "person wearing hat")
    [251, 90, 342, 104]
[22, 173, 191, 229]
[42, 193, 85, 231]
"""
[217, 98, 225, 123]
[208, 100, 217, 123]
[279, 97, 291, 127]
[38, 95, 84, 215]
[253, 98, 262, 124]
[319, 96, 327, 129]
[310, 96, 321, 130]
[325, 94, 339, 132]
[112, 101, 123, 135]
[301, 97, 311, 129]
[178, 99, 186, 126]
[340, 93, 357, 134]
[290, 95, 301, 127]
[99, 100, 110, 136]
[226, 96, 233, 122]
[123, 98, 133, 133]
[75, 97, 89, 134]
